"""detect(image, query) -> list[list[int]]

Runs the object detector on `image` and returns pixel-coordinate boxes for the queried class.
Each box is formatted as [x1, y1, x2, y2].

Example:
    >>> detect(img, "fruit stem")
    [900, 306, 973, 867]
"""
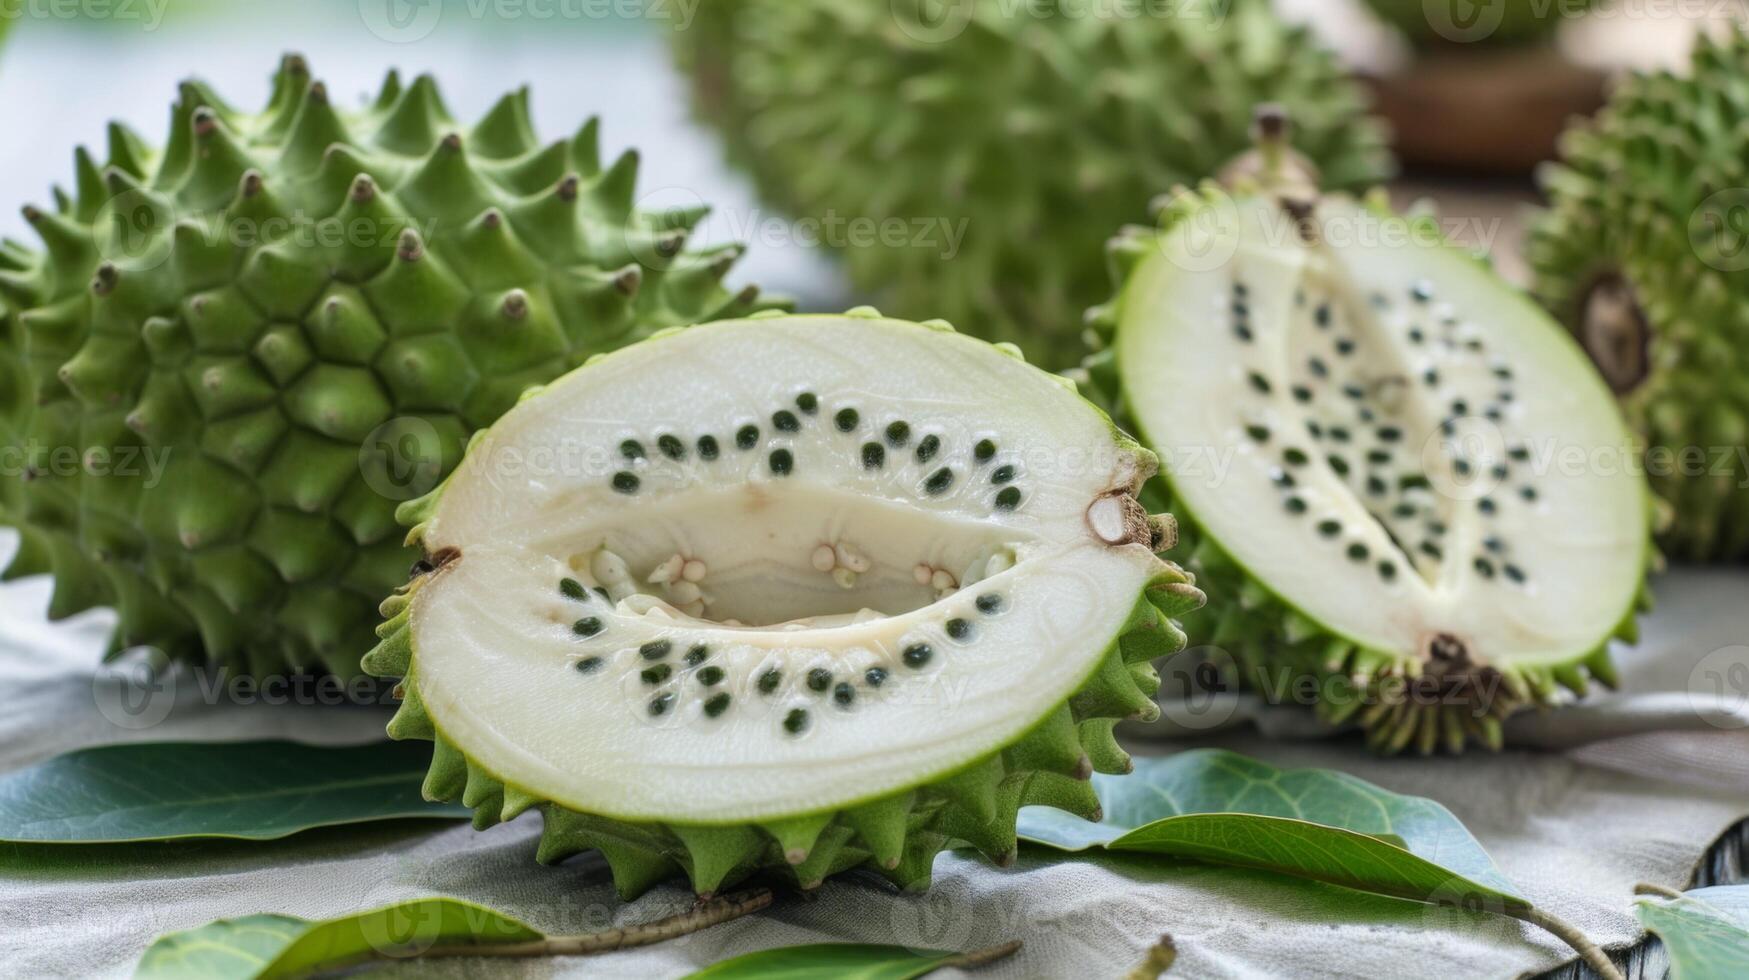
[1633, 882, 1686, 901]
[1506, 904, 1624, 980]
[942, 939, 1024, 971]
[417, 887, 773, 960]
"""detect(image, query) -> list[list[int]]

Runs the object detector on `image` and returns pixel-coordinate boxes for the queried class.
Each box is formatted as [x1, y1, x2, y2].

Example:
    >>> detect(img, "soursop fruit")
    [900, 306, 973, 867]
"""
[364, 309, 1205, 897]
[0, 56, 771, 678]
[1530, 29, 1749, 562]
[670, 0, 1391, 367]
[1360, 0, 1595, 48]
[1081, 112, 1654, 754]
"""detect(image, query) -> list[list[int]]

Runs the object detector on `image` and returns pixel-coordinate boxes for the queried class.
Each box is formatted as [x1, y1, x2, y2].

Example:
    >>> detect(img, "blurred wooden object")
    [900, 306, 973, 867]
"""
[1362, 46, 1607, 175]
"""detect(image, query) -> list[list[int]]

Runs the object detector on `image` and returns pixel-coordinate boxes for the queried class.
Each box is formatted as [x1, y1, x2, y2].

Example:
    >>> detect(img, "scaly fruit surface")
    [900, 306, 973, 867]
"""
[365, 309, 1203, 898]
[1079, 118, 1653, 753]
[1530, 28, 1749, 562]
[0, 56, 771, 677]
[671, 0, 1391, 368]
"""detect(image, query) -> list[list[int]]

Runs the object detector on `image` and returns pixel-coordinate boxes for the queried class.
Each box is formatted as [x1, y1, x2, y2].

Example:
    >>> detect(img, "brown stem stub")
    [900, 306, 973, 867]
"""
[1579, 272, 1651, 395]
[1087, 492, 1154, 548]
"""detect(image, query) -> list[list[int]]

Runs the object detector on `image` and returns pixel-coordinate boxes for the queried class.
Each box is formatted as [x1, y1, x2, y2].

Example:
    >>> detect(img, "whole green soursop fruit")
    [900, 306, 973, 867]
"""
[1530, 29, 1749, 562]
[1079, 113, 1654, 753]
[0, 56, 771, 677]
[1360, 0, 1595, 48]
[364, 309, 1204, 897]
[670, 0, 1391, 367]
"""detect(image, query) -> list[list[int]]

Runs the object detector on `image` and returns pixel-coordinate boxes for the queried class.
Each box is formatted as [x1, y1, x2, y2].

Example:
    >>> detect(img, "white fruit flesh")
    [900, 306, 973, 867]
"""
[1118, 196, 1646, 669]
[408, 315, 1162, 822]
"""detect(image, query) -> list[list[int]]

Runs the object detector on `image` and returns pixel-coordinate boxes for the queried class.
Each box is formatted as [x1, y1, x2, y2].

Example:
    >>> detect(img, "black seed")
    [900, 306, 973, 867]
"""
[1366, 476, 1387, 497]
[916, 434, 941, 463]
[1342, 384, 1365, 400]
[1392, 503, 1416, 519]
[1366, 449, 1392, 465]
[991, 465, 1016, 484]
[1292, 386, 1313, 403]
[1440, 419, 1456, 436]
[575, 656, 602, 674]
[1451, 399, 1470, 416]
[1400, 474, 1431, 491]
[1498, 390, 1514, 403]
[974, 439, 997, 463]
[1454, 459, 1473, 476]
[1307, 421, 1324, 438]
[865, 667, 888, 687]
[1284, 448, 1309, 467]
[686, 644, 710, 666]
[1232, 302, 1249, 320]
[975, 593, 1004, 614]
[1335, 339, 1356, 356]
[861, 442, 885, 469]
[1248, 372, 1272, 394]
[772, 409, 799, 433]
[1377, 426, 1402, 442]
[1317, 520, 1342, 537]
[697, 665, 725, 686]
[902, 643, 933, 668]
[1328, 455, 1350, 477]
[1234, 323, 1254, 342]
[736, 424, 759, 449]
[612, 472, 640, 494]
[573, 617, 603, 637]
[1485, 408, 1503, 422]
[1308, 357, 1328, 378]
[1347, 542, 1368, 561]
[1474, 557, 1496, 578]
[923, 468, 954, 495]
[783, 708, 809, 734]
[1235, 282, 1249, 298]
[1484, 536, 1504, 554]
[1286, 496, 1308, 514]
[1479, 498, 1497, 515]
[656, 434, 685, 461]
[1358, 408, 1376, 423]
[703, 693, 731, 718]
[1520, 486, 1538, 502]
[1428, 521, 1448, 536]
[1245, 424, 1270, 442]
[641, 640, 671, 660]
[758, 668, 782, 694]
[833, 682, 855, 706]
[620, 439, 645, 460]
[807, 667, 832, 692]
[1422, 369, 1439, 386]
[560, 578, 586, 600]
[1509, 446, 1530, 461]
[1491, 464, 1509, 480]
[796, 392, 818, 414]
[1504, 564, 1526, 583]
[834, 407, 860, 432]
[1330, 427, 1351, 444]
[946, 618, 973, 641]
[1421, 541, 1443, 559]
[769, 448, 794, 475]
[641, 664, 671, 685]
[1378, 561, 1397, 581]
[886, 421, 911, 446]
[1408, 328, 1425, 344]
[1315, 304, 1331, 328]
[697, 435, 719, 460]
[994, 487, 1022, 510]
[1466, 339, 1483, 352]
[1411, 280, 1434, 302]
[648, 693, 675, 716]
[1272, 468, 1296, 488]
[594, 587, 609, 600]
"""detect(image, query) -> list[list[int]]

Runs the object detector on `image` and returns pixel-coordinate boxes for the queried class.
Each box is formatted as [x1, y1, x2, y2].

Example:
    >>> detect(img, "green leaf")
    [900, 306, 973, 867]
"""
[135, 897, 541, 980]
[0, 740, 468, 843]
[683, 942, 1019, 979]
[1636, 886, 1749, 980]
[1018, 749, 1520, 905]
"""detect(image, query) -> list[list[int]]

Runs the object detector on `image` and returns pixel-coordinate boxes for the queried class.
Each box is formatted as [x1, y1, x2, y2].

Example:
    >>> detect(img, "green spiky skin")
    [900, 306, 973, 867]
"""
[1361, 0, 1596, 49]
[670, 0, 1391, 368]
[1530, 30, 1749, 562]
[0, 56, 775, 677]
[363, 309, 1206, 898]
[1076, 186, 1656, 755]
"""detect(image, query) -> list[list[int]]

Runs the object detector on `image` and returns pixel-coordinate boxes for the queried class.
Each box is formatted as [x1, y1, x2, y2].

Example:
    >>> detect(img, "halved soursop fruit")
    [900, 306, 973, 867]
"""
[669, 0, 1391, 368]
[364, 310, 1203, 897]
[0, 56, 770, 677]
[1530, 28, 1749, 562]
[1082, 119, 1653, 754]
